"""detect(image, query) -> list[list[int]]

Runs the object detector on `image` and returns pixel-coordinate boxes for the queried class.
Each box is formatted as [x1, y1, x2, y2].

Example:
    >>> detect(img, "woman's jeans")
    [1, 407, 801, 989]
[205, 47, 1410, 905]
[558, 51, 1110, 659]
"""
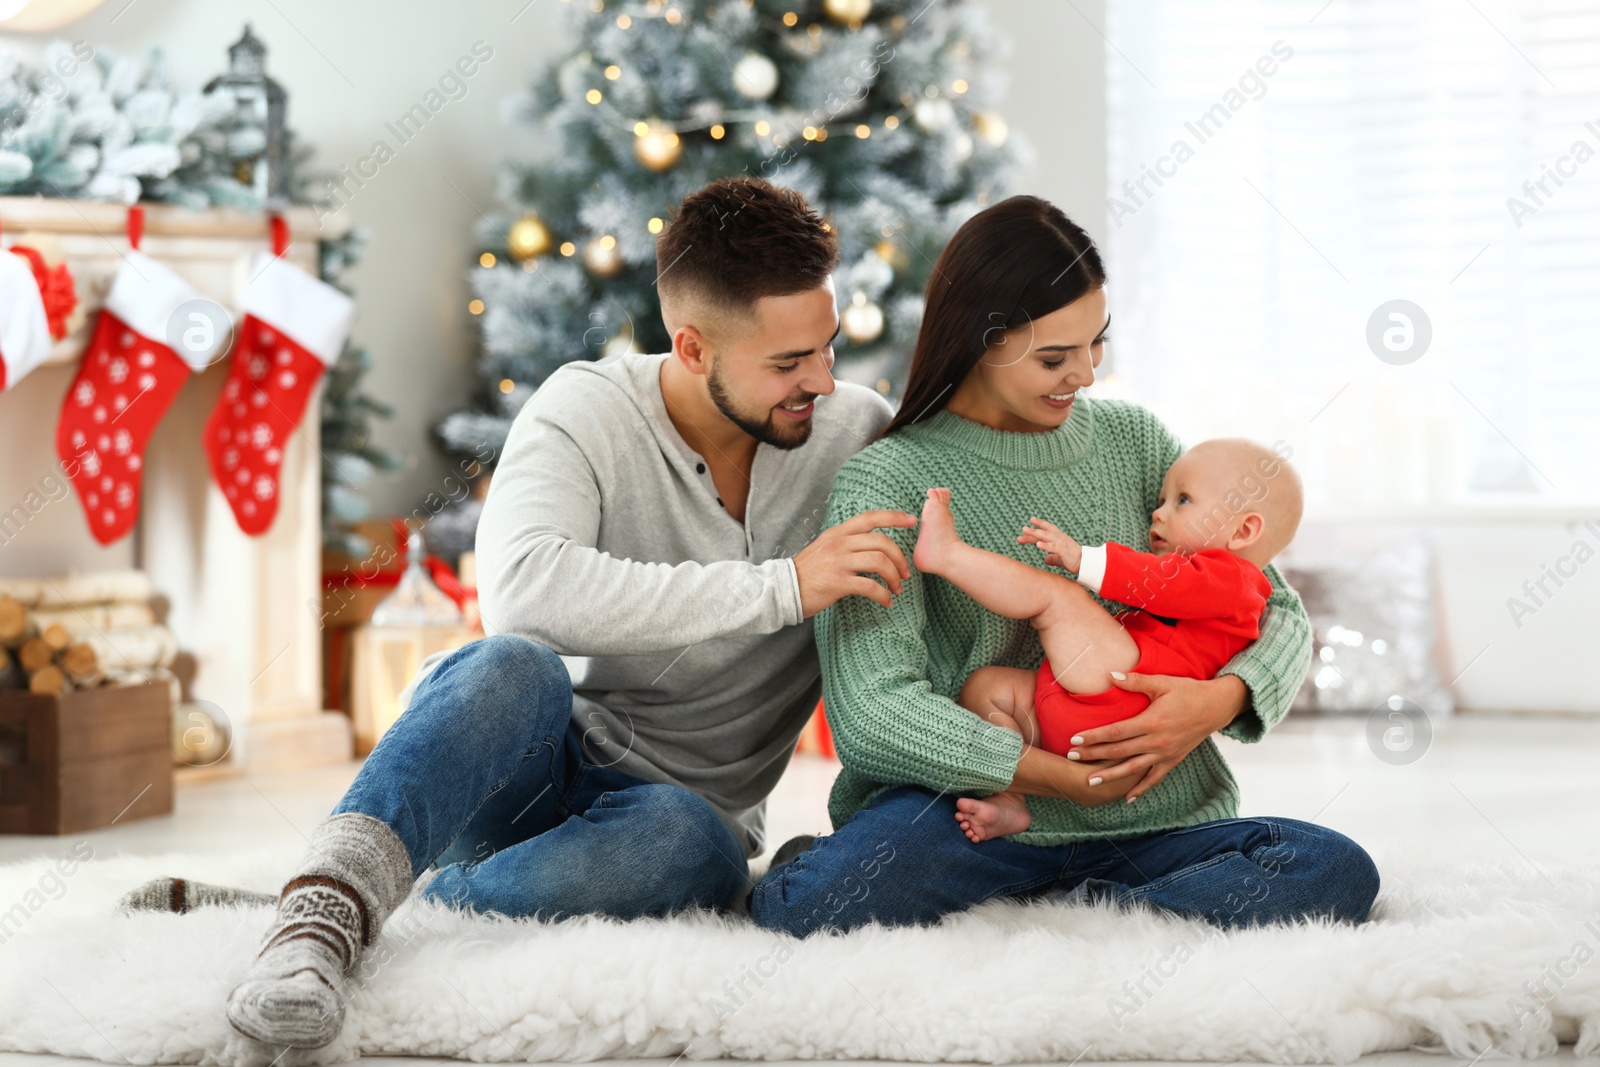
[749, 786, 1381, 936]
[331, 633, 750, 919]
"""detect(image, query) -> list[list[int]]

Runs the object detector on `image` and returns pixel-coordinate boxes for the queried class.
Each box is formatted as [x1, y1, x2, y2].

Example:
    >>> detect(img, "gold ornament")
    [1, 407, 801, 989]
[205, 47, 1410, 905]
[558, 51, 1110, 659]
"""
[874, 239, 908, 271]
[823, 0, 872, 28]
[583, 235, 624, 278]
[507, 214, 553, 260]
[974, 111, 1010, 147]
[634, 121, 682, 171]
[841, 290, 884, 345]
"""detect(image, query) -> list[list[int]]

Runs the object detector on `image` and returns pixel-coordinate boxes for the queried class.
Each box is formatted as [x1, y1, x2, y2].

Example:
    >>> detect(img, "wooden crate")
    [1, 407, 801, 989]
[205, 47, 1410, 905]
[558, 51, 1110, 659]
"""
[0, 680, 174, 834]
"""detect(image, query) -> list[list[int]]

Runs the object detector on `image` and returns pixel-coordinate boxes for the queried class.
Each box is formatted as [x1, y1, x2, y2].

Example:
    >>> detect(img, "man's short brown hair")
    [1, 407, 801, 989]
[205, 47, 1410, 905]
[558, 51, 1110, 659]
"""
[656, 176, 839, 331]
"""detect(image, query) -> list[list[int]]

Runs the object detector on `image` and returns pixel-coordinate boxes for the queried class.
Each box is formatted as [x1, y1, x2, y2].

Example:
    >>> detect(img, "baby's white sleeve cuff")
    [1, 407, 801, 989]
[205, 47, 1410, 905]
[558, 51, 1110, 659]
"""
[1075, 544, 1108, 595]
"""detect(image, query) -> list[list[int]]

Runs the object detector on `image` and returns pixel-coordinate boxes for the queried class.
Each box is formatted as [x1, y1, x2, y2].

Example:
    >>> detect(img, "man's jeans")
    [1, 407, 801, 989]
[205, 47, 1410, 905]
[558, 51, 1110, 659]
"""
[749, 786, 1380, 936]
[332, 633, 750, 920]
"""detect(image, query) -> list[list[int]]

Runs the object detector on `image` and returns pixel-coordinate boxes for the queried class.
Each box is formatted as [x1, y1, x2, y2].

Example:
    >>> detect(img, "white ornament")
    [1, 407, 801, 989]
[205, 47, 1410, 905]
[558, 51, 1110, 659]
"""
[914, 97, 955, 133]
[733, 51, 779, 101]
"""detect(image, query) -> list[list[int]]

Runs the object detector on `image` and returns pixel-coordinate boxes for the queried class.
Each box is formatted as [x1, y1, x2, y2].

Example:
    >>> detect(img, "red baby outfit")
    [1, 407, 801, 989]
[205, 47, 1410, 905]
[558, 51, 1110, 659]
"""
[1033, 542, 1271, 755]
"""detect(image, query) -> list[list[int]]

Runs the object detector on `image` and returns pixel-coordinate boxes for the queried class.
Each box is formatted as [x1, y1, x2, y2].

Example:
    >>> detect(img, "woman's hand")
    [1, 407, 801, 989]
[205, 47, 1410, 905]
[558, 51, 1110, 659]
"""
[1065, 673, 1248, 801]
[1009, 744, 1132, 807]
[1018, 517, 1082, 572]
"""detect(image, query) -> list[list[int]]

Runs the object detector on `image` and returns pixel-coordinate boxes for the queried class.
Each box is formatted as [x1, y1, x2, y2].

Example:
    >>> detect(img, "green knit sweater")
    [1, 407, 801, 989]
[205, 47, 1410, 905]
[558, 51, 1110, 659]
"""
[815, 397, 1313, 846]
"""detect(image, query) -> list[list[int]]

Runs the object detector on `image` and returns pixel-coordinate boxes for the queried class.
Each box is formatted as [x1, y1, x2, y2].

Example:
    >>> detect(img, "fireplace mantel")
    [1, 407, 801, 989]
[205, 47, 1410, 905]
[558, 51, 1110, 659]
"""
[0, 196, 354, 771]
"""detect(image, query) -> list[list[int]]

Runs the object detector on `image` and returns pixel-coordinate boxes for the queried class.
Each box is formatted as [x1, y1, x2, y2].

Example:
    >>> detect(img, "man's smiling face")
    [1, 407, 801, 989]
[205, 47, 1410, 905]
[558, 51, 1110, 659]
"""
[705, 278, 840, 450]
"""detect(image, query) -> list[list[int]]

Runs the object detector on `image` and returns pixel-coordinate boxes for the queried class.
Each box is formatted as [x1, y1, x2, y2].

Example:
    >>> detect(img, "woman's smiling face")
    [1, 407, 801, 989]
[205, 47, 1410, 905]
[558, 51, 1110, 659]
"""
[947, 287, 1109, 434]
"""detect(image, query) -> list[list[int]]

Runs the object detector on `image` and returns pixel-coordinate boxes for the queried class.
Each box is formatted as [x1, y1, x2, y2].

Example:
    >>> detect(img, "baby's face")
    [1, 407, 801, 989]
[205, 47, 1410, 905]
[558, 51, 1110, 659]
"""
[1148, 453, 1256, 556]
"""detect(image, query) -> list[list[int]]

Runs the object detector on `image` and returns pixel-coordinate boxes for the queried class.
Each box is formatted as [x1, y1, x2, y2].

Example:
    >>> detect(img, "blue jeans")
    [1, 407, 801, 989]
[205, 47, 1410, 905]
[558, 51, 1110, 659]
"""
[331, 634, 750, 920]
[749, 786, 1379, 936]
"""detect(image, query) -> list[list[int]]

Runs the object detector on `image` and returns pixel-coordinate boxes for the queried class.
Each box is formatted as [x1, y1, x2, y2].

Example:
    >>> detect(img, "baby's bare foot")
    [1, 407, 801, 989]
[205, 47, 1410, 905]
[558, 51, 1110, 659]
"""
[912, 488, 958, 575]
[954, 792, 1032, 843]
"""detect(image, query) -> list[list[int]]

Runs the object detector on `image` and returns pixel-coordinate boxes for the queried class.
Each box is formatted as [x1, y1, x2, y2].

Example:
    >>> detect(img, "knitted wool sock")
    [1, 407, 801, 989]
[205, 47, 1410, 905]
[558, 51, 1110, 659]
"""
[225, 812, 414, 1049]
[118, 877, 276, 913]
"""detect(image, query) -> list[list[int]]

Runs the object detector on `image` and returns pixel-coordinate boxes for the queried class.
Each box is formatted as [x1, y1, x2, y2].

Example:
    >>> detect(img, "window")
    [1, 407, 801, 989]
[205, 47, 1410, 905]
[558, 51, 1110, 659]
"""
[1103, 0, 1600, 515]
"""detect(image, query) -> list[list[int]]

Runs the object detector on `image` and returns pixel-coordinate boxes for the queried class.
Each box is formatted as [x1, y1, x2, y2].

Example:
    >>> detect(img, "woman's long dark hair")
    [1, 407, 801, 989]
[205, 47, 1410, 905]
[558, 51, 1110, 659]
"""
[878, 196, 1106, 440]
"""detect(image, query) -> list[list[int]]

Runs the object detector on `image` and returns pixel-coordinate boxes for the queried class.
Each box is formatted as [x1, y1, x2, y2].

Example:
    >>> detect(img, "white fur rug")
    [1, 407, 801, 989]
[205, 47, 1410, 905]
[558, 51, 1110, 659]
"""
[1, 847, 1598, 1065]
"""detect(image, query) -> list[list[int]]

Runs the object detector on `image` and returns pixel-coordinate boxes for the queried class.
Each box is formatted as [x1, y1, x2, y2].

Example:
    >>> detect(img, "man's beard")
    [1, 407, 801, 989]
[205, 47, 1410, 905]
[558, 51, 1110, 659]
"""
[706, 360, 814, 450]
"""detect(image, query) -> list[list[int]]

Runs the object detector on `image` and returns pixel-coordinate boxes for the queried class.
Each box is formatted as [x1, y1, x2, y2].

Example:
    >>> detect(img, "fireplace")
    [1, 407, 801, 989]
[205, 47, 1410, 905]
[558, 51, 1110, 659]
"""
[0, 197, 352, 771]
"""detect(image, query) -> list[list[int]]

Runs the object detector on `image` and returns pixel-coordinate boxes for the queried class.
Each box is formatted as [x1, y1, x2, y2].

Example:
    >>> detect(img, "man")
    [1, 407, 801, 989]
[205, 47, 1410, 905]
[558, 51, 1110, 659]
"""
[120, 177, 912, 1049]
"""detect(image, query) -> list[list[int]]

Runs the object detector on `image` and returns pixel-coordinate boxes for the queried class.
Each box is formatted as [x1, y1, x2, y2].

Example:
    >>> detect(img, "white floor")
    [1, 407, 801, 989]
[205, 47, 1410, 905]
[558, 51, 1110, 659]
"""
[3, 711, 1599, 1066]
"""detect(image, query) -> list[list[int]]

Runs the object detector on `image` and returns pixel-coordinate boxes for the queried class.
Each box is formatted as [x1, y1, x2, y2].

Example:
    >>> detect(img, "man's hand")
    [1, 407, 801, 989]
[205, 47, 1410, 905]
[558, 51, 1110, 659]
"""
[1018, 517, 1083, 572]
[1065, 673, 1248, 801]
[795, 509, 919, 618]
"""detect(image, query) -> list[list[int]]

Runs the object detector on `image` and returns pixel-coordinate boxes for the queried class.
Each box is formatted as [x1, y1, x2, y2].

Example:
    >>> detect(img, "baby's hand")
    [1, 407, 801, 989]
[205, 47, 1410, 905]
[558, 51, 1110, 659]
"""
[1018, 517, 1082, 572]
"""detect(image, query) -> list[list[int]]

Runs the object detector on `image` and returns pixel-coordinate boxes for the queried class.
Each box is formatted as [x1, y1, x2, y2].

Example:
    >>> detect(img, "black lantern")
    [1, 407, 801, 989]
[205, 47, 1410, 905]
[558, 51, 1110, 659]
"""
[205, 25, 288, 206]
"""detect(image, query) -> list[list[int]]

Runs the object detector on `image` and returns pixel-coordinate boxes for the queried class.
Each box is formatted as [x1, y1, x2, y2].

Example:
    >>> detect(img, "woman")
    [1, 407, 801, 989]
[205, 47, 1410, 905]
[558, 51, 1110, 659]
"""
[748, 196, 1379, 935]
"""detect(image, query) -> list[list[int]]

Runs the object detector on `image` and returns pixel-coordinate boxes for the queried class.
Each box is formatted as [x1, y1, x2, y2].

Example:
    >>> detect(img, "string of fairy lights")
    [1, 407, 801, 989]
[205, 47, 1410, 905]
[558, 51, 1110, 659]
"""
[474, 0, 1010, 374]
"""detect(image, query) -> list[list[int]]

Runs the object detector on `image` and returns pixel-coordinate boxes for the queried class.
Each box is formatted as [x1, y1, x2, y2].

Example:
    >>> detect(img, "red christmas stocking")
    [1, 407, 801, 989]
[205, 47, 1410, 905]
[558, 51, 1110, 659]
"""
[202, 251, 355, 535]
[55, 251, 229, 545]
[0, 246, 52, 393]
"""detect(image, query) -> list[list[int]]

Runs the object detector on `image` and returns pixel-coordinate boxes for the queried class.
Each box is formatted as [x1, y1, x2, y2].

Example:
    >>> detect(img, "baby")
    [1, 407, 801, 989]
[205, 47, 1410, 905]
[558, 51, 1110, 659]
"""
[910, 438, 1303, 843]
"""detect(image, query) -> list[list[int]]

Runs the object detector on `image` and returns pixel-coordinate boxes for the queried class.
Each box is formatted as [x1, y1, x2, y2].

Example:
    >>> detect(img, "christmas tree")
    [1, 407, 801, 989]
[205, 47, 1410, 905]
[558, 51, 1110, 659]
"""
[433, 0, 1024, 475]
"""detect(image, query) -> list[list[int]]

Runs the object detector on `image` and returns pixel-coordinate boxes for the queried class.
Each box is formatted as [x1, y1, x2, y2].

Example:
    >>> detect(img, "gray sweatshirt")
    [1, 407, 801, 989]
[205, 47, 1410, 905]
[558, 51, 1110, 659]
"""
[399, 351, 894, 855]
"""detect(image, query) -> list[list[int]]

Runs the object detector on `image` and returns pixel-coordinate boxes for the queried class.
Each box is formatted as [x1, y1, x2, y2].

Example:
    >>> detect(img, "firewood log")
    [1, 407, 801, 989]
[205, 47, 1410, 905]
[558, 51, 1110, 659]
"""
[0, 597, 34, 649]
[28, 665, 67, 696]
[41, 623, 71, 652]
[34, 571, 153, 608]
[18, 637, 54, 674]
[78, 625, 178, 671]
[30, 603, 156, 631]
[0, 579, 43, 607]
[61, 642, 99, 684]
